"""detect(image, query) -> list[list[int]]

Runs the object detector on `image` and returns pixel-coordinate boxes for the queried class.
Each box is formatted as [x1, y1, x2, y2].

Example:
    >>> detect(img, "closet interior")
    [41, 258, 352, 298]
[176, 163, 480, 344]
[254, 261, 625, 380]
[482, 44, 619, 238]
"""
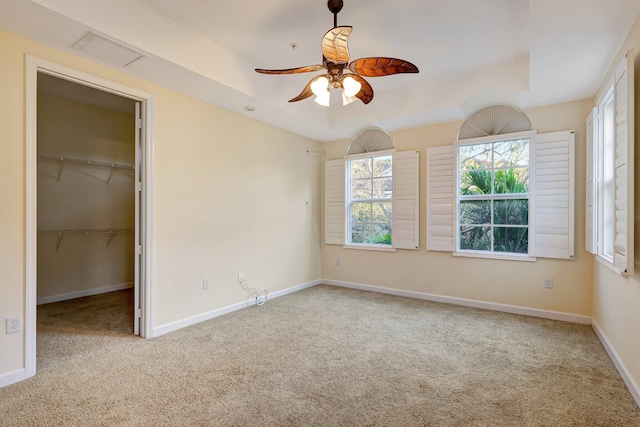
[36, 72, 137, 334]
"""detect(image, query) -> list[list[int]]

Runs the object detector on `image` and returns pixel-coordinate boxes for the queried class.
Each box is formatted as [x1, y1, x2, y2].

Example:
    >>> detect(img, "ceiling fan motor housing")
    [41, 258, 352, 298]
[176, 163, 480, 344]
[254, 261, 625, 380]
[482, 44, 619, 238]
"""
[328, 0, 343, 15]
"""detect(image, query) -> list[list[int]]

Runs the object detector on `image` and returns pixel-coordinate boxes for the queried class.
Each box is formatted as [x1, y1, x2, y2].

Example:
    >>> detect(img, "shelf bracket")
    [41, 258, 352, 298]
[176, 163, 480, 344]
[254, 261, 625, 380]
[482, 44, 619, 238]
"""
[105, 230, 117, 248]
[55, 232, 65, 252]
[106, 167, 117, 185]
[56, 158, 65, 182]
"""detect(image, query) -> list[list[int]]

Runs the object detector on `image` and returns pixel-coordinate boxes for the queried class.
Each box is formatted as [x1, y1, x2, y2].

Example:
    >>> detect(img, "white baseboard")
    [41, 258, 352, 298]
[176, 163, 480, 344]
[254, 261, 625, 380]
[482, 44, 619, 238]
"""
[152, 279, 322, 338]
[322, 279, 592, 325]
[37, 282, 134, 305]
[0, 369, 29, 388]
[591, 320, 640, 408]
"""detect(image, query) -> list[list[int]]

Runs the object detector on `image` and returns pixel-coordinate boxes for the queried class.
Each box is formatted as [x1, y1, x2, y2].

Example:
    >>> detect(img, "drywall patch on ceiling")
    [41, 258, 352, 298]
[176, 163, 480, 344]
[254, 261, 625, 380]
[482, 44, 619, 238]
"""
[73, 32, 145, 67]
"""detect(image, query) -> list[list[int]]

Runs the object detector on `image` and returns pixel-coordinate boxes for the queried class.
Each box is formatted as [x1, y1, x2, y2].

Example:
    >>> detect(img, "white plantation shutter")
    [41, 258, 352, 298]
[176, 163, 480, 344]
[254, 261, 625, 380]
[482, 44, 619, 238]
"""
[427, 145, 455, 251]
[585, 109, 597, 254]
[392, 150, 420, 249]
[325, 159, 345, 245]
[532, 131, 575, 259]
[613, 52, 634, 274]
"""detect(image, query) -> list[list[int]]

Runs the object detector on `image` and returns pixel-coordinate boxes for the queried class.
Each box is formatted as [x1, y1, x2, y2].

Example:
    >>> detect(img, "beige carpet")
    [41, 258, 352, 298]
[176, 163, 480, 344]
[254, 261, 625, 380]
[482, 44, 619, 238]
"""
[1, 285, 639, 426]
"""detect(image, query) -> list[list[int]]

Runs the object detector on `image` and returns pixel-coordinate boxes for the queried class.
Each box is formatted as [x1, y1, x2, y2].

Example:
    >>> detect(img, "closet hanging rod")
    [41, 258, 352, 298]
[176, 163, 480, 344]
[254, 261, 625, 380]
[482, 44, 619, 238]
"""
[38, 228, 134, 252]
[39, 154, 134, 170]
[38, 228, 134, 234]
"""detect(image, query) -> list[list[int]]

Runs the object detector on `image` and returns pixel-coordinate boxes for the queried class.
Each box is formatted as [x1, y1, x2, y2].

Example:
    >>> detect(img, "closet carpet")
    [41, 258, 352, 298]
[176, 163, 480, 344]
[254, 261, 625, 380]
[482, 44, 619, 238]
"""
[1, 285, 639, 426]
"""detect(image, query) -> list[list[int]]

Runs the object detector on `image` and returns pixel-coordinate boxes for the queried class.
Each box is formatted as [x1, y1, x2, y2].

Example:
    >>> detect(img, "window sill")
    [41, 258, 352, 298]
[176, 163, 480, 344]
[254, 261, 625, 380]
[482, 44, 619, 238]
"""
[595, 255, 626, 276]
[453, 251, 536, 262]
[343, 244, 397, 253]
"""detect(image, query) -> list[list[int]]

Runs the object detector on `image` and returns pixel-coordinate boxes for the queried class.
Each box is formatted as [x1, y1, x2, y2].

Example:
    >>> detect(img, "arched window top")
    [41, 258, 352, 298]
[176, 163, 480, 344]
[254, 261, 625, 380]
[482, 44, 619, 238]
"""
[347, 128, 395, 155]
[457, 105, 532, 140]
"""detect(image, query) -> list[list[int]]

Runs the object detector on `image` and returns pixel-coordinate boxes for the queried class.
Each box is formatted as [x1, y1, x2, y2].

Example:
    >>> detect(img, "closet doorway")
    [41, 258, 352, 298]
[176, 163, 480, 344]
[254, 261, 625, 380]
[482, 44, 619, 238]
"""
[25, 57, 153, 379]
[37, 72, 138, 333]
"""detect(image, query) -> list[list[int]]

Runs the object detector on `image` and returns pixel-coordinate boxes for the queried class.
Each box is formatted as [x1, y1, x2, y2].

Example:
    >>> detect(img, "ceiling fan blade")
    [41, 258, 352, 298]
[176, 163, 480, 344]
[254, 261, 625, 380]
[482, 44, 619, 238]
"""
[289, 75, 326, 103]
[255, 65, 324, 75]
[350, 75, 374, 104]
[348, 57, 419, 77]
[322, 26, 352, 64]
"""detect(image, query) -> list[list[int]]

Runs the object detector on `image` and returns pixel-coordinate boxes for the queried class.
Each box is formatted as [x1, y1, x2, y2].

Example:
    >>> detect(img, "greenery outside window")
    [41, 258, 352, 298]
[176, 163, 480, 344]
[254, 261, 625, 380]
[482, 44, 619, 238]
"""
[347, 153, 393, 246]
[458, 138, 530, 254]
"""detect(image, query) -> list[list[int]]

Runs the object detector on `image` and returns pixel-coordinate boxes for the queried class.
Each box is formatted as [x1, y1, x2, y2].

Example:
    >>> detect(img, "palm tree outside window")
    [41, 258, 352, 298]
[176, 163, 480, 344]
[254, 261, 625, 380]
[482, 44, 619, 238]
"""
[458, 138, 530, 254]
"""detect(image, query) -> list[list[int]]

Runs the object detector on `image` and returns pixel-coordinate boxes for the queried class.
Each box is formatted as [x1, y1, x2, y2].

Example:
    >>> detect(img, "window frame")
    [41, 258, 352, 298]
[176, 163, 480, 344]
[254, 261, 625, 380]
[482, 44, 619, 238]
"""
[344, 149, 397, 251]
[454, 131, 536, 262]
[588, 50, 634, 276]
[325, 149, 419, 251]
[595, 85, 616, 266]
[427, 129, 574, 261]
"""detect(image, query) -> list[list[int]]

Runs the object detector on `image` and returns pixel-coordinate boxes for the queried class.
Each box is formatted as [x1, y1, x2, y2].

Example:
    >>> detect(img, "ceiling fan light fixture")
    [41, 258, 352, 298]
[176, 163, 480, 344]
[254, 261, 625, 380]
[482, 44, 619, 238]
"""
[311, 76, 330, 106]
[314, 90, 331, 107]
[342, 75, 361, 97]
[311, 76, 329, 97]
[342, 92, 358, 106]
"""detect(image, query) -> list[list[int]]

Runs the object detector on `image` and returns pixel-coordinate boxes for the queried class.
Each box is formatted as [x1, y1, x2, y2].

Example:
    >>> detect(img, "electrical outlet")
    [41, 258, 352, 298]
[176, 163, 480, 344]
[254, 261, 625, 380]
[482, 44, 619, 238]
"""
[544, 278, 553, 289]
[203, 278, 209, 289]
[336, 258, 341, 266]
[6, 317, 21, 334]
[238, 272, 244, 282]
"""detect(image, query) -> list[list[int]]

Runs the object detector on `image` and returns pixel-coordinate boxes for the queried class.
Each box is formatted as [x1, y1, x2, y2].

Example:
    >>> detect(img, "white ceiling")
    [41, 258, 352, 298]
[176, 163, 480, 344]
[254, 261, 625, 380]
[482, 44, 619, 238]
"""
[1, 0, 639, 142]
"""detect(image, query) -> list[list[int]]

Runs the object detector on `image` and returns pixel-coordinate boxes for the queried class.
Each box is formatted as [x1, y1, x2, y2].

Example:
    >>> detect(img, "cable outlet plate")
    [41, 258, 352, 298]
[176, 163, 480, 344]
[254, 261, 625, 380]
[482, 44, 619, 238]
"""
[6, 317, 21, 334]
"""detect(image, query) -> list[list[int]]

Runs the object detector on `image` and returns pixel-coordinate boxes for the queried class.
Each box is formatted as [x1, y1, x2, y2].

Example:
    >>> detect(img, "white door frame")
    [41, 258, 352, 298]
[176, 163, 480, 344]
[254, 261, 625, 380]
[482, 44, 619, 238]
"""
[25, 55, 154, 378]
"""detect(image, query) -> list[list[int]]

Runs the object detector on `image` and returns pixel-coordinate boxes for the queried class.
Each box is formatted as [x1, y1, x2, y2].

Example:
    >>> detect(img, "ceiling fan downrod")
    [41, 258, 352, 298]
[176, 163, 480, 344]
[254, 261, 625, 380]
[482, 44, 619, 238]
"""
[327, 0, 343, 28]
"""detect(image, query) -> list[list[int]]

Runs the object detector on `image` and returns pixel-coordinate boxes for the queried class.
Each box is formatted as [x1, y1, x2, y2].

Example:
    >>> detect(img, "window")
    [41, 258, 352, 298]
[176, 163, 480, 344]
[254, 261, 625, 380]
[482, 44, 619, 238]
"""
[586, 51, 634, 275]
[599, 88, 616, 261]
[458, 138, 530, 255]
[325, 150, 419, 250]
[347, 154, 393, 246]
[427, 130, 575, 261]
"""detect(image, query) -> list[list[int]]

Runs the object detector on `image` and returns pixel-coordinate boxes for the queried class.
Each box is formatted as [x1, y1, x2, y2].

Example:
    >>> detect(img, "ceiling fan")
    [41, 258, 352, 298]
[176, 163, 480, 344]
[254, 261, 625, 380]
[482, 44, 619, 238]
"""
[255, 0, 419, 106]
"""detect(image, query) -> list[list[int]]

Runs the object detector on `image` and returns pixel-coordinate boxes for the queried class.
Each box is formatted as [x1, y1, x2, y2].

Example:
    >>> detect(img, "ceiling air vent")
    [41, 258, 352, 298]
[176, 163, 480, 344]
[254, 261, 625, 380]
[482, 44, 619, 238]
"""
[73, 32, 145, 67]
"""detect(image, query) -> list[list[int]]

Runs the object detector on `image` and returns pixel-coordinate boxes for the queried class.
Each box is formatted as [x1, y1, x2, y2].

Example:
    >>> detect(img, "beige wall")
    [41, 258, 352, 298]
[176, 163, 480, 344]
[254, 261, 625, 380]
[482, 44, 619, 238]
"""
[0, 30, 321, 378]
[37, 92, 135, 301]
[321, 98, 594, 316]
[592, 14, 640, 394]
[151, 85, 321, 325]
[0, 32, 28, 376]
